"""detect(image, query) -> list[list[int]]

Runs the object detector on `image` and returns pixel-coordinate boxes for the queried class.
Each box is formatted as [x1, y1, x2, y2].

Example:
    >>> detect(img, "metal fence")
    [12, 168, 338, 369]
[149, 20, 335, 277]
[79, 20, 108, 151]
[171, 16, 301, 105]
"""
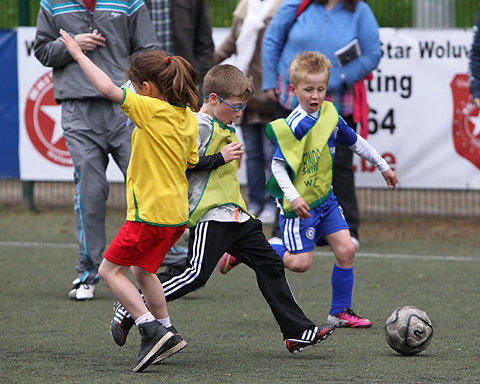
[1, 0, 479, 28]
[1, 179, 479, 219]
[1, 0, 480, 218]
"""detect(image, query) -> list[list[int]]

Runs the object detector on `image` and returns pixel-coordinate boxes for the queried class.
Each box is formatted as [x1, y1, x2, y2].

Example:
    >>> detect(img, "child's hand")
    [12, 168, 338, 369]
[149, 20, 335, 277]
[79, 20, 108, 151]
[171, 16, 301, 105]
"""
[220, 142, 244, 164]
[59, 29, 85, 61]
[292, 196, 311, 219]
[382, 168, 398, 189]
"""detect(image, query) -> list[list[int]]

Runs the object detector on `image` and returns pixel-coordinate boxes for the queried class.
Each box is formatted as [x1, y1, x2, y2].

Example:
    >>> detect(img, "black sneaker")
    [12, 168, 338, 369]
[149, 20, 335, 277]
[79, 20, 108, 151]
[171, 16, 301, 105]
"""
[133, 321, 174, 372]
[152, 325, 187, 364]
[285, 325, 335, 353]
[111, 301, 135, 346]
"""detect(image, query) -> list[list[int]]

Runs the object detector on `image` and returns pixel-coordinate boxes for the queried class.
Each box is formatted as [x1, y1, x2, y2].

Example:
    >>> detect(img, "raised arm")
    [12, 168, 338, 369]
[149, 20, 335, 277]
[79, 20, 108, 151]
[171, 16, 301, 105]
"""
[58, 29, 124, 104]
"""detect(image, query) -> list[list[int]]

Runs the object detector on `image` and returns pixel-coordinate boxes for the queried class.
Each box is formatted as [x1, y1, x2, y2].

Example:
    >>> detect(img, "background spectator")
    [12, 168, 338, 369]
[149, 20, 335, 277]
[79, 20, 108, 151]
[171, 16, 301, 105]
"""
[34, 0, 159, 300]
[214, 0, 282, 223]
[147, 0, 214, 86]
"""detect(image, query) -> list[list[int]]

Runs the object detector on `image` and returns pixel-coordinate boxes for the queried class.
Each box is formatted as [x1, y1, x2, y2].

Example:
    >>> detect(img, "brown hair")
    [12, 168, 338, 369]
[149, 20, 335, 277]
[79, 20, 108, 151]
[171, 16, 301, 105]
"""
[202, 64, 254, 101]
[314, 0, 361, 12]
[128, 50, 200, 111]
[288, 51, 332, 86]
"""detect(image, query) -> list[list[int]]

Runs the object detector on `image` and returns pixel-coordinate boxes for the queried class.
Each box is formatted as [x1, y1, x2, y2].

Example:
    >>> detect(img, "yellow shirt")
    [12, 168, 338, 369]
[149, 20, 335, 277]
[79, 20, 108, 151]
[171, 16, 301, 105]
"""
[119, 88, 199, 226]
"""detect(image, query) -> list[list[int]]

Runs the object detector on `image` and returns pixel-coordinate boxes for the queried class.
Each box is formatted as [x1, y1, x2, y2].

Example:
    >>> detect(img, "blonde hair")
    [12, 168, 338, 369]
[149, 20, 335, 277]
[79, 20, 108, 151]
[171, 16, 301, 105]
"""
[202, 64, 254, 101]
[128, 50, 200, 111]
[288, 51, 332, 87]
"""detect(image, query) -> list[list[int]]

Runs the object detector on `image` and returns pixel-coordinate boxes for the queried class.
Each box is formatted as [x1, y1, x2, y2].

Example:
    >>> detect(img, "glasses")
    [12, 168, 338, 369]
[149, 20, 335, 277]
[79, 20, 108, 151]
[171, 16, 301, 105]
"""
[214, 94, 247, 112]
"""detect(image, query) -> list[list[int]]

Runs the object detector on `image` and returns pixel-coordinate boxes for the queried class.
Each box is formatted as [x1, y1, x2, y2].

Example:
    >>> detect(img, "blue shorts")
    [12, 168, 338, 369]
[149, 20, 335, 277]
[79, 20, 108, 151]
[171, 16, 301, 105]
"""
[279, 193, 349, 253]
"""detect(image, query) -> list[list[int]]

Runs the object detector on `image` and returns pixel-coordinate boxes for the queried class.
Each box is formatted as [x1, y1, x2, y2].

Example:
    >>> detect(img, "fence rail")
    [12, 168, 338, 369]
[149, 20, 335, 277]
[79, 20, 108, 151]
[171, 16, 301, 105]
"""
[1, 1, 479, 29]
[1, 179, 479, 219]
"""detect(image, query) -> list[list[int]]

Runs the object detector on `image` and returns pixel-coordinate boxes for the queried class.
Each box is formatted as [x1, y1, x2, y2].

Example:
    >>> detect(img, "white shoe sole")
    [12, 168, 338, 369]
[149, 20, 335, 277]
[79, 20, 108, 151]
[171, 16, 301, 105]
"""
[133, 332, 174, 372]
[153, 339, 187, 364]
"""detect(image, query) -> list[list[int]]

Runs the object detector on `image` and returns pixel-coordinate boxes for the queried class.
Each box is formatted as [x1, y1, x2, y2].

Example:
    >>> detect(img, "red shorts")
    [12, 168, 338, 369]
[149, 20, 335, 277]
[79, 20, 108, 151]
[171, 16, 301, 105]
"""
[104, 221, 186, 273]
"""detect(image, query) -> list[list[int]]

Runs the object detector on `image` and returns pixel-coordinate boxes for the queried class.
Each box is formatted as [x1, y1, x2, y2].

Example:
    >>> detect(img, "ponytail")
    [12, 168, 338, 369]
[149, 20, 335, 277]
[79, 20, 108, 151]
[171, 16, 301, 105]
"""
[160, 55, 201, 111]
[128, 50, 201, 111]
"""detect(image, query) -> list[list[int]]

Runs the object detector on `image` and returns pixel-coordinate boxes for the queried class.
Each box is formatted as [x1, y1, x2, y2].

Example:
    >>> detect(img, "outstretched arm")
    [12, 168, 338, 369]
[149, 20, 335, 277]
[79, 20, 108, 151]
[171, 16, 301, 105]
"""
[58, 29, 124, 104]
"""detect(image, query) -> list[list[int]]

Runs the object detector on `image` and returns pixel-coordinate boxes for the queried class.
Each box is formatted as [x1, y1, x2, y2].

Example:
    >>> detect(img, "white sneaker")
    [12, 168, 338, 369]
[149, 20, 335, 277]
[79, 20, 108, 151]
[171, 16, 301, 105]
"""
[257, 207, 276, 224]
[69, 278, 95, 300]
[75, 283, 95, 300]
[68, 278, 81, 299]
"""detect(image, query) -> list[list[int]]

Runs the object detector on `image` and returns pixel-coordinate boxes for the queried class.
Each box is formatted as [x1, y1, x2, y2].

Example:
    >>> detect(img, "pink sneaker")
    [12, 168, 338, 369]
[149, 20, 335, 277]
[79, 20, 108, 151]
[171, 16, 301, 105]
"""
[327, 308, 372, 328]
[219, 253, 239, 274]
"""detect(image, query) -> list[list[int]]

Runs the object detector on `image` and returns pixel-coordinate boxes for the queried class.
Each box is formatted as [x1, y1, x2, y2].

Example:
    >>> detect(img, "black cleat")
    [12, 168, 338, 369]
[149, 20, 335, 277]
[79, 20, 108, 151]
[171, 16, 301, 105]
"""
[110, 301, 135, 346]
[285, 325, 334, 353]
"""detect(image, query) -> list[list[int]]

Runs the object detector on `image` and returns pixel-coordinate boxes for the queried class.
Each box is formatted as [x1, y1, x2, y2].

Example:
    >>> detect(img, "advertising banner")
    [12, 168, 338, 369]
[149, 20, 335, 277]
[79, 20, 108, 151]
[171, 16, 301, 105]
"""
[0, 30, 19, 178]
[356, 28, 479, 189]
[14, 27, 480, 188]
[17, 27, 123, 181]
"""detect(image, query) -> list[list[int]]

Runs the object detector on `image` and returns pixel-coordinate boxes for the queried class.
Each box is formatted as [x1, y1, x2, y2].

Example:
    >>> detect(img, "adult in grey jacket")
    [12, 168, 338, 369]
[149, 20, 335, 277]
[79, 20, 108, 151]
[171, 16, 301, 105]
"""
[34, 0, 159, 300]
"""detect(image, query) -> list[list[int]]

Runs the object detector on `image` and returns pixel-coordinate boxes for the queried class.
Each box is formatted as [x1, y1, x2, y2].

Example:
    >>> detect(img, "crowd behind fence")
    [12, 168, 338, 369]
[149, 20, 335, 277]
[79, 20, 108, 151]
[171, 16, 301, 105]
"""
[1, 0, 479, 218]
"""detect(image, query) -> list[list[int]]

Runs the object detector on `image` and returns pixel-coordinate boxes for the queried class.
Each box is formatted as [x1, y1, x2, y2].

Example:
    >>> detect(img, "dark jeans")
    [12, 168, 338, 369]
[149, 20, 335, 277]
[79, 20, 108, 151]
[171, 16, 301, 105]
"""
[332, 114, 359, 239]
[270, 104, 359, 240]
[242, 114, 275, 209]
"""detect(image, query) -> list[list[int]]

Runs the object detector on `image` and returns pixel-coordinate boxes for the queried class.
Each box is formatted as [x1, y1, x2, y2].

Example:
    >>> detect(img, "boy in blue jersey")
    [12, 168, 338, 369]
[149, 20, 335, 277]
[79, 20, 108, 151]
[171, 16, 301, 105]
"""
[224, 51, 397, 328]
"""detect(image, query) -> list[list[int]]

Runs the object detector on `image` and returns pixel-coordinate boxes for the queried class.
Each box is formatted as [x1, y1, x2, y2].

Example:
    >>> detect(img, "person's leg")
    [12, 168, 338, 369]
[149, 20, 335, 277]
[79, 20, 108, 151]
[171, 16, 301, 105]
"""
[242, 119, 267, 216]
[324, 229, 371, 328]
[260, 130, 276, 214]
[270, 103, 293, 237]
[332, 114, 360, 242]
[132, 267, 168, 320]
[158, 221, 233, 301]
[228, 219, 315, 339]
[277, 213, 317, 272]
[63, 100, 111, 299]
[99, 259, 150, 319]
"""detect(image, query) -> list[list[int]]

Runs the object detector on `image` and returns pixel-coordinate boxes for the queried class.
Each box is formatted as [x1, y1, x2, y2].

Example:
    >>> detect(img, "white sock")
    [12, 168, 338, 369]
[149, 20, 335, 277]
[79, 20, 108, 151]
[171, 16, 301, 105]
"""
[135, 311, 155, 326]
[157, 316, 172, 328]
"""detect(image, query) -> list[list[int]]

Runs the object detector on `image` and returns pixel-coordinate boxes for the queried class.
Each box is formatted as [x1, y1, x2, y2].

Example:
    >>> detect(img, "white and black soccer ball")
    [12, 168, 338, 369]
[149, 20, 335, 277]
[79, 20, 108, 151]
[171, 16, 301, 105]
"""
[384, 306, 433, 355]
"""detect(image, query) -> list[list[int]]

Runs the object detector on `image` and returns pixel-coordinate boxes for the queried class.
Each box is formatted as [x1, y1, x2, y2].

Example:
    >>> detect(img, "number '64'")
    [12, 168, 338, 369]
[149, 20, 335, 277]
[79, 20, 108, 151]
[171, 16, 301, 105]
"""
[368, 108, 396, 134]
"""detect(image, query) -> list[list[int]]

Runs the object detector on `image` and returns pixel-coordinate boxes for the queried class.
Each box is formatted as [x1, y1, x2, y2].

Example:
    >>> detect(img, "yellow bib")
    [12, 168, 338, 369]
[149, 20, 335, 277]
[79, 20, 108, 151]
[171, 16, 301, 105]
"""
[266, 102, 338, 218]
[188, 120, 249, 227]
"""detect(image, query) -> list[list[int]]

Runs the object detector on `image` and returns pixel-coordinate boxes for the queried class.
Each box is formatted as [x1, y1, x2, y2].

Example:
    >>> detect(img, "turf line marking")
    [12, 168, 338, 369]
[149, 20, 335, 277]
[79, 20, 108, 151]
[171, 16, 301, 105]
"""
[0, 241, 77, 248]
[0, 241, 476, 261]
[315, 251, 476, 262]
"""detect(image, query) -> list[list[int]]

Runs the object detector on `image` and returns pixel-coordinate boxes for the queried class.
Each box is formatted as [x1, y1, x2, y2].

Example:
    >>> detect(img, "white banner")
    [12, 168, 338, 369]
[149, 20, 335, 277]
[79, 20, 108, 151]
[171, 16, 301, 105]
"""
[357, 28, 480, 190]
[18, 27, 124, 181]
[17, 27, 480, 189]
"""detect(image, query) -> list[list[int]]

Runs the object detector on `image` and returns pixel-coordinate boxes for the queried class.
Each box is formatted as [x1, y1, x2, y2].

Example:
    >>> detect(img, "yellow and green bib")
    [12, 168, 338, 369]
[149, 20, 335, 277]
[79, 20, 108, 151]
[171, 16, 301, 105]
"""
[188, 119, 250, 227]
[265, 101, 338, 218]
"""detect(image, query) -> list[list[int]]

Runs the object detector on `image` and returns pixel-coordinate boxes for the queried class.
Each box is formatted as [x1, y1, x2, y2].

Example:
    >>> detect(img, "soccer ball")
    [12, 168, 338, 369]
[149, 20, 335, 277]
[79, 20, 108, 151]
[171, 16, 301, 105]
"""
[384, 306, 433, 355]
